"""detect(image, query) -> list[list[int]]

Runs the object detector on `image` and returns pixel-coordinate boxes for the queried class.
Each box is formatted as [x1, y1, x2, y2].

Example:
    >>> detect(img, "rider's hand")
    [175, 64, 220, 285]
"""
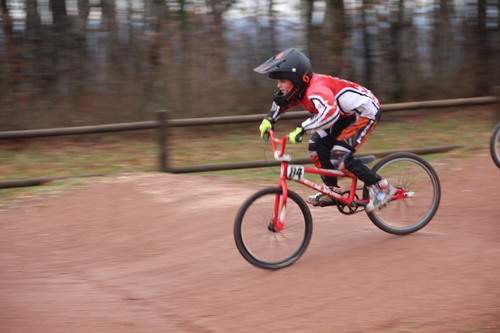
[259, 118, 274, 140]
[289, 127, 304, 144]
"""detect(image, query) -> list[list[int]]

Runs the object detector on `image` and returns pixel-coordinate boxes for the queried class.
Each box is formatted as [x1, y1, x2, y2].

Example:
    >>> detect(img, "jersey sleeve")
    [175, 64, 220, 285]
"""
[265, 102, 282, 121]
[300, 93, 340, 134]
[265, 100, 298, 122]
[335, 86, 381, 119]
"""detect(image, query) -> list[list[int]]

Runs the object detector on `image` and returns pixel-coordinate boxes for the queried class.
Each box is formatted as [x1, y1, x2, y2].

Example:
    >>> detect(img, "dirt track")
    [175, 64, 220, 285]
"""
[1, 150, 499, 332]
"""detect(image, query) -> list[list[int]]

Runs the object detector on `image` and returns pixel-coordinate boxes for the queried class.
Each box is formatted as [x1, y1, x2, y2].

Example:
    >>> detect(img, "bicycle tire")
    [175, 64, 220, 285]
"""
[234, 187, 313, 269]
[490, 121, 500, 169]
[363, 152, 441, 235]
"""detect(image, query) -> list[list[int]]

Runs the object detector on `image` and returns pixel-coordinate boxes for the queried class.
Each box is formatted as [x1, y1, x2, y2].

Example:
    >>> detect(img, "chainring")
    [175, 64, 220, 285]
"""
[337, 191, 360, 215]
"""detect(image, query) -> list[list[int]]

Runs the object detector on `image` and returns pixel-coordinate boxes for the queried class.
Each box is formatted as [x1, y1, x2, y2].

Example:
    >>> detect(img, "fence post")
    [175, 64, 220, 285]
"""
[156, 110, 170, 172]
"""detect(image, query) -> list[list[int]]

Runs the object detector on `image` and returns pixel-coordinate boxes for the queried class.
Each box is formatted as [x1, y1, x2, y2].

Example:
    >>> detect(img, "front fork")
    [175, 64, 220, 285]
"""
[269, 163, 290, 232]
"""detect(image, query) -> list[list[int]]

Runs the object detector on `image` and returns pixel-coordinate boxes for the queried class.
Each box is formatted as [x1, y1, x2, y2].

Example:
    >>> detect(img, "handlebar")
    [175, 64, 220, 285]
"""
[266, 129, 291, 161]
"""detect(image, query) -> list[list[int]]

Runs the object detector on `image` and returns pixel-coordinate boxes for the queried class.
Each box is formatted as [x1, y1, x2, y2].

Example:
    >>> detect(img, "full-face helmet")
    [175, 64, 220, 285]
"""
[254, 48, 313, 107]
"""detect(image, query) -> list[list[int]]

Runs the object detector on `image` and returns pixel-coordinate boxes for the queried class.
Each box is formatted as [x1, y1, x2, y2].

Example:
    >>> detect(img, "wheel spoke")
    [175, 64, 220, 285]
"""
[365, 153, 441, 235]
[234, 188, 313, 269]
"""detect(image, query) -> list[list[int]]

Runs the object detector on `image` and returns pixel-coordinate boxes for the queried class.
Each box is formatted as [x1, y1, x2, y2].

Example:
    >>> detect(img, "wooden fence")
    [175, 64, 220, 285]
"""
[1, 94, 499, 189]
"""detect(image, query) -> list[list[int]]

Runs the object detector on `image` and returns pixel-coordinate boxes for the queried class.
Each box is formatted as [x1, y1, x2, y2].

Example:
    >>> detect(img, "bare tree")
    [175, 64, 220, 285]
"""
[387, 0, 407, 101]
[297, 0, 314, 53]
[475, 0, 489, 94]
[322, 0, 347, 74]
[361, 0, 374, 88]
[206, 0, 233, 73]
[432, 0, 454, 93]
[49, 0, 68, 28]
[1, 0, 500, 130]
[0, 0, 15, 128]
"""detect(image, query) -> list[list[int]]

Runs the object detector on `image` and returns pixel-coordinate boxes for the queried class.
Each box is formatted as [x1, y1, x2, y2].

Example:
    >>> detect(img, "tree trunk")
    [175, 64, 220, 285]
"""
[475, 0, 489, 94]
[49, 0, 68, 29]
[388, 0, 405, 101]
[323, 0, 347, 75]
[361, 0, 373, 88]
[297, 0, 314, 54]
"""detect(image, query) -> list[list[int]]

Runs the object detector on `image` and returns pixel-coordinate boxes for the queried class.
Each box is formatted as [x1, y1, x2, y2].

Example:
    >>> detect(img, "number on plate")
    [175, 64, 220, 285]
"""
[287, 165, 304, 180]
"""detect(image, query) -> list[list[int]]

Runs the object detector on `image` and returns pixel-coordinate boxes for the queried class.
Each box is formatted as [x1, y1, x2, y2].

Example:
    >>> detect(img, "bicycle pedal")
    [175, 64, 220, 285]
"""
[319, 201, 337, 207]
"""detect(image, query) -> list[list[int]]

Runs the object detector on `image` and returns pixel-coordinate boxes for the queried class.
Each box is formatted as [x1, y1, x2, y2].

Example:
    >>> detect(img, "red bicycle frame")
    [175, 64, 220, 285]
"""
[267, 130, 407, 231]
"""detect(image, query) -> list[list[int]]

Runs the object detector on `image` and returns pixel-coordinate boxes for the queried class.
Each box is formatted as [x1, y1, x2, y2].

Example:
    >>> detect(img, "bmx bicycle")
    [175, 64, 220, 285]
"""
[490, 121, 500, 168]
[234, 129, 441, 269]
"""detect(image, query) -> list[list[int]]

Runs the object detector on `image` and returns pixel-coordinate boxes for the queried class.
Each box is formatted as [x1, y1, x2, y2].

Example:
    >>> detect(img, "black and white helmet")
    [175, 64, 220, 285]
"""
[254, 48, 313, 107]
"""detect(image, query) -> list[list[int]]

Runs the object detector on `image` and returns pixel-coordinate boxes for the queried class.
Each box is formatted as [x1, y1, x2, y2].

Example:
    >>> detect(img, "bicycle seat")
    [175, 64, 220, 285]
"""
[353, 155, 376, 164]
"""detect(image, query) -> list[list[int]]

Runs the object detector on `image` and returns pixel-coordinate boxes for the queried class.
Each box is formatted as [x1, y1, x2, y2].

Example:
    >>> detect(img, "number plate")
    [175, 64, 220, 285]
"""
[287, 165, 304, 180]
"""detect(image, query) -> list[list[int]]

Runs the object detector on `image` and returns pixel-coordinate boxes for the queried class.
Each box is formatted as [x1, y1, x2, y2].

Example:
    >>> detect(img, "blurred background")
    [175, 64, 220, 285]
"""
[1, 0, 499, 130]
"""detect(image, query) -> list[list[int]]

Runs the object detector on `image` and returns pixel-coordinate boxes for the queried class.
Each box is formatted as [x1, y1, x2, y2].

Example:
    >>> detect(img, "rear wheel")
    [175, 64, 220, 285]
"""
[364, 152, 441, 235]
[234, 187, 313, 269]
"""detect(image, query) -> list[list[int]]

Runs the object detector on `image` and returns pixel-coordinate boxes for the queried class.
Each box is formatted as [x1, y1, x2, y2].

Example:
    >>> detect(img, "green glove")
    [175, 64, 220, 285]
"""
[259, 118, 273, 140]
[289, 127, 304, 144]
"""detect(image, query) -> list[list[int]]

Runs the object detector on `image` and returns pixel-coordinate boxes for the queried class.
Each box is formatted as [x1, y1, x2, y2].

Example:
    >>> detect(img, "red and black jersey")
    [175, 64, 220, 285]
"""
[266, 74, 381, 134]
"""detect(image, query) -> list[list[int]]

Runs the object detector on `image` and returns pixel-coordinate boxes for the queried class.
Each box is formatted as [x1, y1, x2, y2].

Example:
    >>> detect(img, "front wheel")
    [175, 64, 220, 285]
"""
[234, 187, 313, 269]
[490, 121, 500, 169]
[364, 152, 441, 235]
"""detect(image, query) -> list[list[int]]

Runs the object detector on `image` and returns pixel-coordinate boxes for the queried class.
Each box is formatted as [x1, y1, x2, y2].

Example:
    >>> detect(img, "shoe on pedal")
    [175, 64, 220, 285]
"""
[366, 179, 396, 212]
[306, 186, 342, 206]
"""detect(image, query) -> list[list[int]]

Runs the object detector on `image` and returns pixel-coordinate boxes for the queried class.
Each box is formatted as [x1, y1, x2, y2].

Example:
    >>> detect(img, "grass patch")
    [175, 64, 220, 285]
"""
[0, 106, 497, 201]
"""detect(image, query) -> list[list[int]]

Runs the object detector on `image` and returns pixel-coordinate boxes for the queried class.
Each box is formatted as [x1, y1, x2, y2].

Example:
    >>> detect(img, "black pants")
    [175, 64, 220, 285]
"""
[308, 113, 381, 187]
